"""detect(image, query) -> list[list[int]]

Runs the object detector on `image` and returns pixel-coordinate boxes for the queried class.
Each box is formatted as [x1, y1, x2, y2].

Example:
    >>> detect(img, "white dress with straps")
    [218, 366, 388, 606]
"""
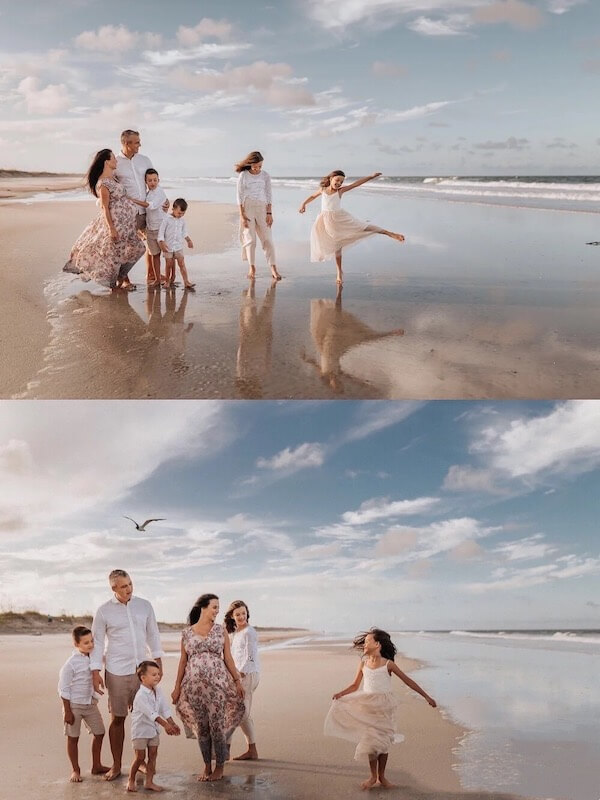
[324, 660, 404, 759]
[310, 189, 378, 262]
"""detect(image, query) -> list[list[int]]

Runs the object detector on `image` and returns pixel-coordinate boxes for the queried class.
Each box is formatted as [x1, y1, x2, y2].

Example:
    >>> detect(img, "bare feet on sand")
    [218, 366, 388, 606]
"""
[91, 765, 110, 775]
[233, 745, 258, 760]
[378, 777, 397, 789]
[361, 777, 377, 790]
[271, 267, 282, 281]
[247, 266, 256, 279]
[197, 766, 212, 782]
[126, 782, 137, 793]
[104, 766, 122, 781]
[144, 781, 164, 792]
[207, 765, 224, 782]
[184, 283, 196, 291]
[70, 770, 82, 783]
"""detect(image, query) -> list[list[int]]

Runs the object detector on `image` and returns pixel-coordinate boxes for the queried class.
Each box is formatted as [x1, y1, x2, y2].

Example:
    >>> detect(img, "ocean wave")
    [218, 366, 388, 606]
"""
[448, 630, 600, 644]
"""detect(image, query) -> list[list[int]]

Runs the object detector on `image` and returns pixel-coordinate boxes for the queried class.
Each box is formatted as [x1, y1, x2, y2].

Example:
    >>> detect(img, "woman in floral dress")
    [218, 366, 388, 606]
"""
[171, 593, 245, 782]
[63, 148, 145, 289]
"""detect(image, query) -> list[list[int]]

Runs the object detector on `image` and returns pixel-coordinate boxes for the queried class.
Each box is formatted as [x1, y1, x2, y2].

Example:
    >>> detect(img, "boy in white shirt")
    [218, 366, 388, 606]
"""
[127, 660, 180, 793]
[158, 198, 195, 290]
[58, 626, 109, 783]
[126, 168, 169, 288]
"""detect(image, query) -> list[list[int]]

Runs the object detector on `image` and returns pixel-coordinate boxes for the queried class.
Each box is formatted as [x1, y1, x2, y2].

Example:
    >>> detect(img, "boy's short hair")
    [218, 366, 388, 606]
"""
[173, 198, 188, 212]
[145, 168, 158, 179]
[137, 660, 160, 679]
[72, 625, 92, 643]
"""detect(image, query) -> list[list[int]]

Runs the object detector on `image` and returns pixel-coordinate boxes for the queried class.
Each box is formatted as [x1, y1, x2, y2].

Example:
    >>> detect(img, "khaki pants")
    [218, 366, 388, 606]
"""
[241, 199, 276, 266]
[239, 672, 260, 744]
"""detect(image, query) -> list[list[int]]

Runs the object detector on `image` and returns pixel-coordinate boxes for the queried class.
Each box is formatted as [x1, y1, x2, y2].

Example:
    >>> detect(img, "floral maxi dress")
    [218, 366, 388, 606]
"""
[176, 624, 245, 765]
[63, 177, 145, 287]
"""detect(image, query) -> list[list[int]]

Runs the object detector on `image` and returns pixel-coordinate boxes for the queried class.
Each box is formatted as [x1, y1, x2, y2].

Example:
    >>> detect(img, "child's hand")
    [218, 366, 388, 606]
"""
[298, 205, 306, 214]
[162, 199, 170, 212]
[332, 692, 343, 700]
[427, 696, 437, 708]
[187, 239, 194, 249]
[372, 172, 382, 179]
[64, 709, 75, 725]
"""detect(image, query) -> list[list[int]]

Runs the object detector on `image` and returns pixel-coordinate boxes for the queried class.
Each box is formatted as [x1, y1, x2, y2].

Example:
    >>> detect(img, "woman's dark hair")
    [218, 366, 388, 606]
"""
[235, 151, 264, 173]
[188, 593, 219, 625]
[87, 149, 113, 197]
[224, 600, 250, 633]
[353, 627, 397, 661]
[320, 170, 345, 189]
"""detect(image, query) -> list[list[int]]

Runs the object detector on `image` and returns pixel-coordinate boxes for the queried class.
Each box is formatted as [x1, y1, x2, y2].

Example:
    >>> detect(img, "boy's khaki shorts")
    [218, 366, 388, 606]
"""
[105, 671, 140, 718]
[146, 228, 161, 256]
[163, 249, 184, 260]
[132, 735, 160, 750]
[64, 700, 105, 737]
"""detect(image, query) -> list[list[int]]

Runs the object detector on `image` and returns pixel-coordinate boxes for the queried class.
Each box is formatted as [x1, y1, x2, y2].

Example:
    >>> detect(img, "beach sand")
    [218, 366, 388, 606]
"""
[2, 185, 598, 399]
[0, 174, 84, 199]
[0, 633, 531, 800]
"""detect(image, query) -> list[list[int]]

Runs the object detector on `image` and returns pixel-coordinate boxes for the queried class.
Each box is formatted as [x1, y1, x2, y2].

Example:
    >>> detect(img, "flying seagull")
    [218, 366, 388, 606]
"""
[123, 516, 165, 532]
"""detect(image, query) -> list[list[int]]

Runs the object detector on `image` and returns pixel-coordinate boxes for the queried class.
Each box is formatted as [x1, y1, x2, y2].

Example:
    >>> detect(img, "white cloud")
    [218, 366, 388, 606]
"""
[143, 43, 251, 67]
[375, 517, 500, 560]
[407, 13, 473, 34]
[176, 18, 234, 45]
[305, 0, 487, 30]
[75, 24, 162, 52]
[472, 401, 600, 479]
[256, 442, 325, 472]
[493, 534, 558, 561]
[546, 0, 587, 12]
[466, 555, 600, 592]
[16, 76, 71, 114]
[342, 496, 440, 525]
[443, 464, 501, 493]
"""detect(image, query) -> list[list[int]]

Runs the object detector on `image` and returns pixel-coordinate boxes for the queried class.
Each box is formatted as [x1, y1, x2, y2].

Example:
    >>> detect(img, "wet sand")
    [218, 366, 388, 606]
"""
[1, 190, 599, 399]
[0, 173, 84, 199]
[0, 633, 531, 800]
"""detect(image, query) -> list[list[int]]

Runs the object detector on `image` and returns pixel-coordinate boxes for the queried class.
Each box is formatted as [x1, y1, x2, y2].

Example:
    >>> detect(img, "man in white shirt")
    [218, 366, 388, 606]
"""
[115, 129, 168, 284]
[90, 569, 163, 781]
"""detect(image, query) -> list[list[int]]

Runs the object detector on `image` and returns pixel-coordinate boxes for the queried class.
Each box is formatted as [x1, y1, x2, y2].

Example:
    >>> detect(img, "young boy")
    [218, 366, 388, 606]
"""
[158, 198, 195, 290]
[126, 168, 169, 287]
[58, 626, 109, 783]
[127, 660, 180, 793]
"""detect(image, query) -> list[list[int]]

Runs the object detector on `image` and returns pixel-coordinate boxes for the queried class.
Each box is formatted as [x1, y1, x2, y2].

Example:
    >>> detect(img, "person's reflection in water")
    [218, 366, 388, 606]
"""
[301, 285, 405, 394]
[236, 278, 278, 398]
[145, 286, 194, 376]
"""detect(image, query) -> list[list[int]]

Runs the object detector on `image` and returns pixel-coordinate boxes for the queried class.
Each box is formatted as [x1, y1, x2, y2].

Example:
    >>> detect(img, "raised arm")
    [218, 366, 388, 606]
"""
[339, 172, 381, 195]
[171, 637, 188, 703]
[299, 188, 322, 213]
[332, 662, 363, 700]
[389, 662, 437, 707]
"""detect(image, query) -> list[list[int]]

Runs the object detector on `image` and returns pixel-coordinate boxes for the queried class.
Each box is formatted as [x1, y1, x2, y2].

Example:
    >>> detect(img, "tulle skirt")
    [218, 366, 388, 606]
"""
[310, 210, 378, 262]
[324, 691, 404, 759]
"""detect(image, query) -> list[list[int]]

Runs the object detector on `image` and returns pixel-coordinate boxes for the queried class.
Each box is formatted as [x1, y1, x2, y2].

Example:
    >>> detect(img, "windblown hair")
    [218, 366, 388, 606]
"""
[188, 593, 219, 625]
[136, 660, 160, 679]
[108, 568, 129, 587]
[72, 625, 92, 643]
[173, 198, 188, 211]
[353, 627, 397, 661]
[86, 149, 113, 197]
[224, 600, 250, 633]
[120, 129, 139, 144]
[235, 151, 264, 173]
[320, 170, 345, 189]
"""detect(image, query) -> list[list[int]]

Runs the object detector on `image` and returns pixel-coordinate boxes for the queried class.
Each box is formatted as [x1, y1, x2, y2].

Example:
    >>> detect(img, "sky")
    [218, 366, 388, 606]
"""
[0, 0, 598, 176]
[1, 399, 599, 632]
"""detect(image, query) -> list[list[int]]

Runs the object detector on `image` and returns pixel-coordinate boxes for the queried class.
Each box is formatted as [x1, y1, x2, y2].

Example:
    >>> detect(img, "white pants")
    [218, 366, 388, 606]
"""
[241, 199, 276, 266]
[239, 672, 260, 744]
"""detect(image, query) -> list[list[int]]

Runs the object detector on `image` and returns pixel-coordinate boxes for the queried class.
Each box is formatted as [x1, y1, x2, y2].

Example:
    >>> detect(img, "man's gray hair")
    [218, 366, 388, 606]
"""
[109, 569, 130, 587]
[120, 129, 139, 144]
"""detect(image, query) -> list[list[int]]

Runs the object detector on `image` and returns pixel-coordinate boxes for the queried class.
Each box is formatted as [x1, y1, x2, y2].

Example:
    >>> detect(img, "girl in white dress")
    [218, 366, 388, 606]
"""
[299, 171, 405, 285]
[235, 151, 282, 281]
[324, 628, 437, 790]
[224, 600, 260, 760]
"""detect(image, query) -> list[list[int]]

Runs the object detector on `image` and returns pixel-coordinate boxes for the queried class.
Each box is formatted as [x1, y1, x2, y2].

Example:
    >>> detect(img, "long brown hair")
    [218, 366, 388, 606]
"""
[224, 600, 250, 633]
[235, 151, 264, 173]
[87, 149, 113, 197]
[320, 170, 345, 188]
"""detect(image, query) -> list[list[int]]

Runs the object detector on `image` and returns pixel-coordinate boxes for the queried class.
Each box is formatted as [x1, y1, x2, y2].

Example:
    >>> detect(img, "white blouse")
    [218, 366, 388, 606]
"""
[237, 170, 272, 206]
[230, 625, 260, 674]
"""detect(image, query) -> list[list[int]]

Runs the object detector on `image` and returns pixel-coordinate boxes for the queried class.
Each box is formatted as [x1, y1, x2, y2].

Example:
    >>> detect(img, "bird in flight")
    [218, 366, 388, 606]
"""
[123, 516, 165, 531]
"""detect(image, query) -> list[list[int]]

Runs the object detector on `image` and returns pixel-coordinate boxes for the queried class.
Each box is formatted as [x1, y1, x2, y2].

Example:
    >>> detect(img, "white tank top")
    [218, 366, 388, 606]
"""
[321, 189, 341, 212]
[362, 661, 392, 694]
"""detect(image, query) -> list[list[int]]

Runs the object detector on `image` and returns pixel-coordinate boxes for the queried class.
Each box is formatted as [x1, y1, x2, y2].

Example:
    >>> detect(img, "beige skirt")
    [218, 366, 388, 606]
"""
[324, 691, 404, 759]
[310, 209, 377, 262]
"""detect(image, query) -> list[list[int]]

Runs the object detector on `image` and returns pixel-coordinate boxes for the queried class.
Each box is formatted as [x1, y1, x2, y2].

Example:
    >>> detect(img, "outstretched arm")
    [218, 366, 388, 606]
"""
[299, 189, 322, 213]
[332, 663, 363, 699]
[339, 172, 381, 195]
[389, 662, 437, 706]
[126, 196, 149, 208]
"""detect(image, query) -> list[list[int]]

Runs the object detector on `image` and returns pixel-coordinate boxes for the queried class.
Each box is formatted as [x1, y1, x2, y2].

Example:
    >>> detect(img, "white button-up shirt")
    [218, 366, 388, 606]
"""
[90, 595, 163, 675]
[158, 215, 188, 252]
[230, 625, 260, 675]
[145, 186, 168, 231]
[236, 170, 272, 205]
[58, 649, 95, 704]
[131, 685, 171, 739]
[116, 152, 153, 211]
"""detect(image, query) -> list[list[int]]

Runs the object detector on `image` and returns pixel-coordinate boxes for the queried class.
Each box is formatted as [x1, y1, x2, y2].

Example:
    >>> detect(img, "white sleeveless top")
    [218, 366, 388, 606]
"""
[321, 189, 342, 212]
[362, 661, 392, 694]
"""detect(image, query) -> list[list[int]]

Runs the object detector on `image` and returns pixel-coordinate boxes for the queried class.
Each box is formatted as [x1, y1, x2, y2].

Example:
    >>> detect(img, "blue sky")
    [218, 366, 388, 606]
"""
[0, 0, 597, 175]
[1, 400, 599, 631]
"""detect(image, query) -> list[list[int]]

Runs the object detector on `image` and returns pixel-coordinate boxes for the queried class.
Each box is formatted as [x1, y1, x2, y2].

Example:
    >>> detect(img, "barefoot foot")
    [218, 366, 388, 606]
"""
[126, 782, 137, 793]
[91, 765, 110, 775]
[377, 777, 397, 789]
[69, 770, 83, 783]
[360, 777, 377, 790]
[271, 268, 282, 281]
[144, 781, 164, 792]
[104, 767, 122, 781]
[247, 266, 256, 279]
[197, 766, 212, 782]
[184, 283, 196, 291]
[207, 765, 224, 781]
[233, 748, 259, 761]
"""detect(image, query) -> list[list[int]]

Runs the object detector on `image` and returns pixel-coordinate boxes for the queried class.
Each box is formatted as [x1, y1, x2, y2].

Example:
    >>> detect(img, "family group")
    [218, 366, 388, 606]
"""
[62, 130, 406, 291]
[58, 570, 437, 792]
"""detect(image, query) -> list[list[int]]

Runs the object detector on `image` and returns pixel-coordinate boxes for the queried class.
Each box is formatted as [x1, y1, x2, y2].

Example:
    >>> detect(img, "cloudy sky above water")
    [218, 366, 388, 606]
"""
[0, 0, 597, 175]
[1, 400, 599, 631]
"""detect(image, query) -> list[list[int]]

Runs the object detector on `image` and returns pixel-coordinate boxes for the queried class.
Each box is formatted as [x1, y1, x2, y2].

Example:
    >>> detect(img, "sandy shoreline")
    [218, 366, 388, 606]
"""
[0, 174, 84, 199]
[0, 633, 531, 800]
